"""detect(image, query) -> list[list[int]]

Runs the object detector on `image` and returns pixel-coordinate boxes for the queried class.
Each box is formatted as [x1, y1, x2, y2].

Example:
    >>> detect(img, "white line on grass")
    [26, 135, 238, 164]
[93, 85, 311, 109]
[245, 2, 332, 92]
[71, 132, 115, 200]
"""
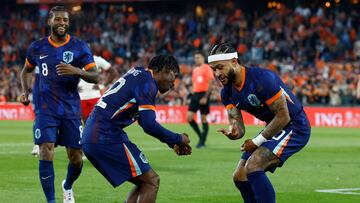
[315, 188, 360, 195]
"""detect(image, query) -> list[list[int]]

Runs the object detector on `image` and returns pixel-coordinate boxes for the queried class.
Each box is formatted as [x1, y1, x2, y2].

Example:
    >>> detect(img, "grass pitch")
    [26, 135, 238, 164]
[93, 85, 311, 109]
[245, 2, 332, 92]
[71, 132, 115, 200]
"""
[0, 121, 359, 203]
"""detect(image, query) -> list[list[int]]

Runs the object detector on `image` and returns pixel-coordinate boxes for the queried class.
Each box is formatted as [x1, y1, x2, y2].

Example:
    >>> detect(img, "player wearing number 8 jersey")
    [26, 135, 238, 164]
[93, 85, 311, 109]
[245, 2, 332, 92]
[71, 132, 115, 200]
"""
[20, 6, 99, 203]
[81, 55, 191, 203]
[209, 43, 311, 203]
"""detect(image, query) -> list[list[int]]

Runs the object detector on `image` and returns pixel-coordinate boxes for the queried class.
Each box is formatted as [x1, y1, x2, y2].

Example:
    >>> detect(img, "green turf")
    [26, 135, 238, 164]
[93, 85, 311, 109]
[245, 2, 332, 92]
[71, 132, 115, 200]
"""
[0, 121, 359, 203]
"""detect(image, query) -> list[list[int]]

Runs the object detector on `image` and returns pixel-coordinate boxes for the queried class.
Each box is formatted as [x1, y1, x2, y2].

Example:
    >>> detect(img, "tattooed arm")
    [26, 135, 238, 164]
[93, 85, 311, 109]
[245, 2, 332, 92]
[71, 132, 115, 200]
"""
[241, 95, 290, 152]
[218, 107, 246, 140]
[262, 95, 290, 139]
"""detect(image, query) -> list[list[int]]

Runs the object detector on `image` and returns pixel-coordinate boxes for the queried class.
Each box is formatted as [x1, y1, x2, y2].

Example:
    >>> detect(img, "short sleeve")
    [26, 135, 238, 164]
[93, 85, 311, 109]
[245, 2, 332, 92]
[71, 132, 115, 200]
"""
[257, 70, 282, 106]
[221, 87, 235, 110]
[94, 56, 111, 71]
[79, 42, 96, 71]
[25, 42, 36, 69]
[134, 78, 157, 111]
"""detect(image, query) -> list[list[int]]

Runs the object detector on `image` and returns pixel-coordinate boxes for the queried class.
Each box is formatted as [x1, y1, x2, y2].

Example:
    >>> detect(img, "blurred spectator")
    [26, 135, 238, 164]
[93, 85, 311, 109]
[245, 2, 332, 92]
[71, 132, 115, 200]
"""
[357, 75, 360, 99]
[0, 2, 359, 106]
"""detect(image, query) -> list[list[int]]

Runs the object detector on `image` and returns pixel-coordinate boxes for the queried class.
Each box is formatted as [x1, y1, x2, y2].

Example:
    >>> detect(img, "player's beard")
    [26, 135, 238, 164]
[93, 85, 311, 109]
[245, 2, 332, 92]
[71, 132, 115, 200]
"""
[51, 25, 68, 38]
[224, 68, 236, 87]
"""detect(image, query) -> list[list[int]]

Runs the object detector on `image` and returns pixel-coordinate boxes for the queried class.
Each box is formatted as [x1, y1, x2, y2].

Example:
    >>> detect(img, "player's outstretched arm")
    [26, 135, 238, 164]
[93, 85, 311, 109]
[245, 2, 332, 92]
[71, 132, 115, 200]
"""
[218, 107, 245, 140]
[138, 110, 191, 153]
[20, 64, 34, 106]
[56, 62, 99, 84]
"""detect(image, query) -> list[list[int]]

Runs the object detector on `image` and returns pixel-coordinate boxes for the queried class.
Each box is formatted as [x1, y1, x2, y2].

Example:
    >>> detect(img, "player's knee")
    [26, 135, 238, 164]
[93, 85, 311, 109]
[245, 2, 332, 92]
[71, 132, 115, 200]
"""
[233, 166, 247, 182]
[149, 174, 160, 191]
[70, 156, 83, 167]
[245, 153, 264, 173]
[68, 152, 83, 166]
[39, 143, 54, 161]
[233, 168, 247, 181]
[142, 172, 160, 191]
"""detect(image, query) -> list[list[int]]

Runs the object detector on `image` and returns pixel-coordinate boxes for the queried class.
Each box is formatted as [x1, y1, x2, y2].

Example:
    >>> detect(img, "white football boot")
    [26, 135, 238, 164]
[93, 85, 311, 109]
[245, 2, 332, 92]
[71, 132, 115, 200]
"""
[31, 145, 39, 156]
[62, 180, 75, 203]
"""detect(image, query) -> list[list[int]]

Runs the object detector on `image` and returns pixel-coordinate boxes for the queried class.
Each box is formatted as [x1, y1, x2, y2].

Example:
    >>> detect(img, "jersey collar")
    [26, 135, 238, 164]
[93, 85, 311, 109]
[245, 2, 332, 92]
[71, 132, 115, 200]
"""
[47, 34, 70, 48]
[233, 66, 246, 92]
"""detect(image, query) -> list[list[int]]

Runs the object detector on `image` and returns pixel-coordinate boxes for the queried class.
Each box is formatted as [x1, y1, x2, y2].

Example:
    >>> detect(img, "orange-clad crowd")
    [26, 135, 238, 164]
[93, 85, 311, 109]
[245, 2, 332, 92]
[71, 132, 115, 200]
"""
[0, 2, 359, 105]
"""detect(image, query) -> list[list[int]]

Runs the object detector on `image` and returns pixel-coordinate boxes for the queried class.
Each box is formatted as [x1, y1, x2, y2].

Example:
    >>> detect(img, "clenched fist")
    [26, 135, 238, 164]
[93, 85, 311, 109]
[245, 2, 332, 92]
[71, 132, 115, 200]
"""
[240, 139, 258, 153]
[173, 133, 192, 156]
[20, 92, 30, 106]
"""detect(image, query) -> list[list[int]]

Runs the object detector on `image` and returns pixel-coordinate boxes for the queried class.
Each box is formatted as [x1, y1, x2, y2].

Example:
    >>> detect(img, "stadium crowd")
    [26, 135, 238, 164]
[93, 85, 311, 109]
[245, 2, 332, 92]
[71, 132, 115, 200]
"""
[0, 2, 359, 106]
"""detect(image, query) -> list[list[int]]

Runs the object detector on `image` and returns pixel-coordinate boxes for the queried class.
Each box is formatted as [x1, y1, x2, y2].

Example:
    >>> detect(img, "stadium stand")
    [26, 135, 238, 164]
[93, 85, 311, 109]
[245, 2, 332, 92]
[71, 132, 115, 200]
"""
[0, 1, 359, 106]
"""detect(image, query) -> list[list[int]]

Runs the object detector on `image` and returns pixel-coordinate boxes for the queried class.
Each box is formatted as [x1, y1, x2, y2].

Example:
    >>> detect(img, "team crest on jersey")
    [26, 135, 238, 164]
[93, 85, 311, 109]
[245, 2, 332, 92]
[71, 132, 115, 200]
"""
[63, 51, 74, 64]
[247, 94, 261, 107]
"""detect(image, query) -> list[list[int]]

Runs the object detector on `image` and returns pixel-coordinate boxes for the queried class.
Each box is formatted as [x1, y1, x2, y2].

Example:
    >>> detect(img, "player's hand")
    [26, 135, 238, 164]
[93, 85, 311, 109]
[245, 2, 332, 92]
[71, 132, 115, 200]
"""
[56, 62, 81, 76]
[20, 92, 30, 106]
[173, 133, 192, 156]
[217, 120, 243, 140]
[240, 139, 258, 153]
[199, 97, 207, 105]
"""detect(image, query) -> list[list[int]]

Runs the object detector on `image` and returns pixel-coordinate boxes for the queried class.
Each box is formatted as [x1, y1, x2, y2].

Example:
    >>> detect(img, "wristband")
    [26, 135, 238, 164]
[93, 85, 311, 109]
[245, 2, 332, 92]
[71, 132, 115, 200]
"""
[252, 133, 267, 146]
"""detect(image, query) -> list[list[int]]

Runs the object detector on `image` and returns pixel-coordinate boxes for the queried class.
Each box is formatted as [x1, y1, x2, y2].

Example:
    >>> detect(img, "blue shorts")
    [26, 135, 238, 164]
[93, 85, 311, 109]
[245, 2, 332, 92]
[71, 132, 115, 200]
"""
[34, 114, 83, 148]
[242, 120, 311, 172]
[82, 142, 152, 187]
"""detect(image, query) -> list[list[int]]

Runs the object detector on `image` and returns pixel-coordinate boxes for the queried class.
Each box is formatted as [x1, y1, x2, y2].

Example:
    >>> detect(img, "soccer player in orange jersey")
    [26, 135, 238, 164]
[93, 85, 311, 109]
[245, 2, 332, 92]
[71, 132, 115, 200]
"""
[187, 51, 214, 148]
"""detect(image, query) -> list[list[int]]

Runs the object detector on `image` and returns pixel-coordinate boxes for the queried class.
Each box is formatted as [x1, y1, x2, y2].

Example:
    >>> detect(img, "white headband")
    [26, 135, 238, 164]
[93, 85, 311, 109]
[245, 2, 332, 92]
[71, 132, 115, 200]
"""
[208, 52, 238, 63]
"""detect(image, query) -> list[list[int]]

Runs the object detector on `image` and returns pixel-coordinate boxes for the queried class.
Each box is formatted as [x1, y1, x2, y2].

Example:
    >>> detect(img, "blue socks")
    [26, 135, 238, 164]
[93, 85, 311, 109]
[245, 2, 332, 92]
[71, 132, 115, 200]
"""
[39, 160, 55, 202]
[234, 181, 256, 203]
[247, 171, 275, 203]
[63, 163, 83, 190]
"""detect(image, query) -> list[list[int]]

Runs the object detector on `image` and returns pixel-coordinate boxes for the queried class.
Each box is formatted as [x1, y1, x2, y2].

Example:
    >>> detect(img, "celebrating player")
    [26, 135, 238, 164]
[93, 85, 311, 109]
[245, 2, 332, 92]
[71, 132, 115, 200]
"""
[81, 55, 191, 203]
[187, 51, 214, 148]
[209, 43, 311, 203]
[20, 6, 99, 203]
